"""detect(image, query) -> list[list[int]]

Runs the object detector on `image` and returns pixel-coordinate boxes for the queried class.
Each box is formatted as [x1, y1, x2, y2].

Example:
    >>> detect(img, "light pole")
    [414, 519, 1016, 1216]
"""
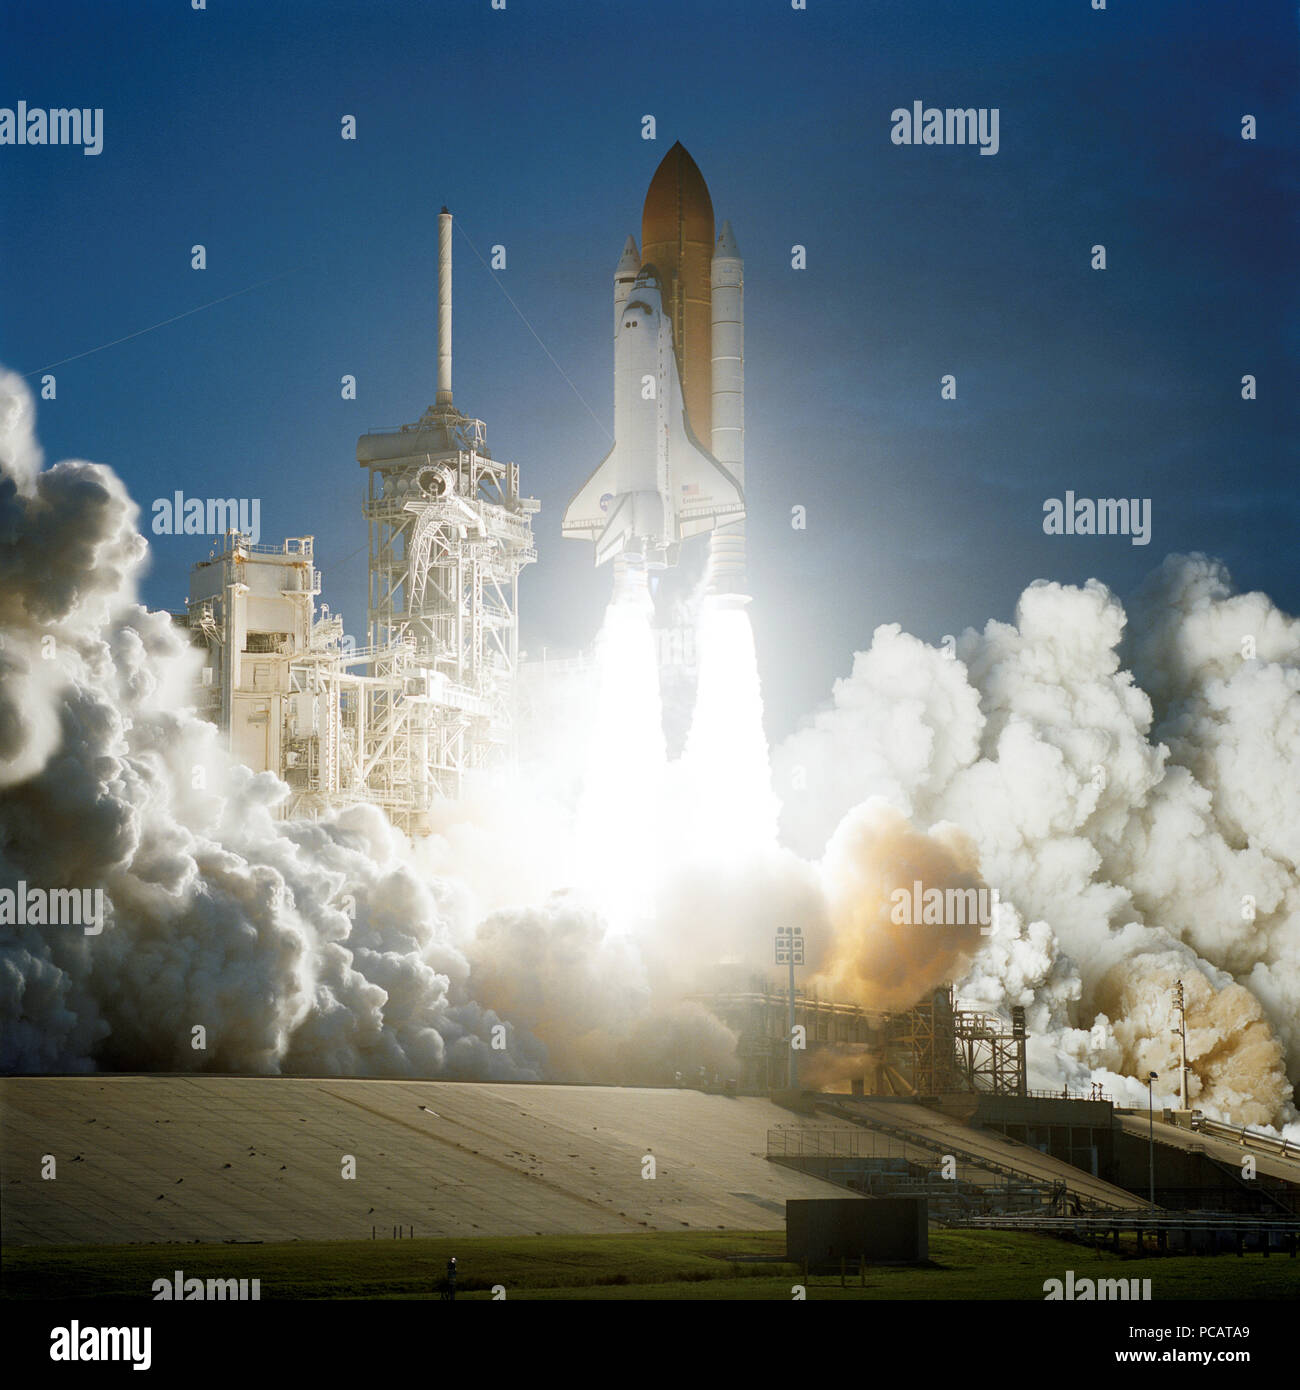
[775, 926, 804, 1091]
[1146, 1071, 1159, 1209]
[1171, 980, 1188, 1110]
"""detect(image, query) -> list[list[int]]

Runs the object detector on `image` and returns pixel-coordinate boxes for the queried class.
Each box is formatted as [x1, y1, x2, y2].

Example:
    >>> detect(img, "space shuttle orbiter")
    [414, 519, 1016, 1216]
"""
[562, 263, 743, 569]
[563, 143, 747, 588]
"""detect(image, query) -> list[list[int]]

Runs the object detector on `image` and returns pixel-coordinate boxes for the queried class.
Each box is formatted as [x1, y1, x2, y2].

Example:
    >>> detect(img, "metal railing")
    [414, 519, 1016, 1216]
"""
[769, 1129, 889, 1158]
[1023, 1088, 1113, 1103]
[1193, 1115, 1300, 1162]
[817, 1101, 1136, 1211]
[221, 536, 313, 558]
[949, 1212, 1300, 1234]
[767, 1130, 1075, 1216]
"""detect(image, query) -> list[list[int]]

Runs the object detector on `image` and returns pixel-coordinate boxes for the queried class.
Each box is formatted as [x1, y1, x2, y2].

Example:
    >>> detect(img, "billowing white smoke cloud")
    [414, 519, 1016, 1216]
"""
[774, 567, 1299, 1133]
[4, 361, 1296, 1136]
[462, 896, 742, 1084]
[0, 369, 542, 1078]
[0, 371, 734, 1087]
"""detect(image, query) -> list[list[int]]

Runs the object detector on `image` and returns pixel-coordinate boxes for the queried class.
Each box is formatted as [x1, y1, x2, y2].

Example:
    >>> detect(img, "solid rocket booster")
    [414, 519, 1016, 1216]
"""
[563, 143, 745, 575]
[708, 220, 745, 595]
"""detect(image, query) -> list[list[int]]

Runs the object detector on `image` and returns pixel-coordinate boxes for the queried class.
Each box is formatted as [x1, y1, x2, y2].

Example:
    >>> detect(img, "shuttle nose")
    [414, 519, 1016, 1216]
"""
[620, 299, 657, 331]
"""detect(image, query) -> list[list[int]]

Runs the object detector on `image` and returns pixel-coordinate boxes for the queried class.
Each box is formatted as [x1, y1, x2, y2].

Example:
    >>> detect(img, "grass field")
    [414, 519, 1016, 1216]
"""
[5, 1228, 1298, 1300]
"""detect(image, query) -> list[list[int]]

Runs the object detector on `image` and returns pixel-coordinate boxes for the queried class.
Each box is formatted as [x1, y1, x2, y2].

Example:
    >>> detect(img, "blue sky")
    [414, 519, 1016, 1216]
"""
[3, 0, 1296, 735]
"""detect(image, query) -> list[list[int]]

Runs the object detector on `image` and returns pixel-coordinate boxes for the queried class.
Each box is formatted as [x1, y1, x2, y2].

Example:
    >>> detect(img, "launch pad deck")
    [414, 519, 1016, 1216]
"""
[1, 1076, 849, 1246]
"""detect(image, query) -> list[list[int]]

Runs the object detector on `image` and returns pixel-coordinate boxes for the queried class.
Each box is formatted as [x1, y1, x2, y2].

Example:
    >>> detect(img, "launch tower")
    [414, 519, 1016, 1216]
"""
[356, 209, 538, 830]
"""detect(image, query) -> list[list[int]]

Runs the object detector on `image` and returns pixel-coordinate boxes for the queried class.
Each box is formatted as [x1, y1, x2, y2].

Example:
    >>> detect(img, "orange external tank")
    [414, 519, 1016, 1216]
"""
[640, 141, 715, 445]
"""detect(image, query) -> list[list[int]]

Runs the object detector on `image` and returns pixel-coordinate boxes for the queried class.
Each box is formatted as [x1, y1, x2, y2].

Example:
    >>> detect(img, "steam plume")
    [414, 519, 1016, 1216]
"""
[2, 367, 1296, 1137]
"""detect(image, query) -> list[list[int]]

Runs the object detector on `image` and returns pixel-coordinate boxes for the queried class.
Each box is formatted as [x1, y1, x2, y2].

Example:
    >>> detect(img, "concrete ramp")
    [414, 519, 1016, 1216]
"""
[1116, 1112, 1300, 1187]
[1, 1076, 846, 1246]
[815, 1096, 1140, 1210]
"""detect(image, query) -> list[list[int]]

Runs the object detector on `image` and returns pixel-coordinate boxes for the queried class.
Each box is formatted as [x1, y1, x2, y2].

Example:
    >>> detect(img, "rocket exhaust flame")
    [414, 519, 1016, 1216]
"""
[676, 600, 779, 861]
[573, 563, 667, 929]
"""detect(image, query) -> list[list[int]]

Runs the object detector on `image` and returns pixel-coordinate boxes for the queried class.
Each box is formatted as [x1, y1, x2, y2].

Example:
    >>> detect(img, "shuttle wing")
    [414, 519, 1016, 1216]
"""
[562, 442, 619, 539]
[670, 414, 744, 541]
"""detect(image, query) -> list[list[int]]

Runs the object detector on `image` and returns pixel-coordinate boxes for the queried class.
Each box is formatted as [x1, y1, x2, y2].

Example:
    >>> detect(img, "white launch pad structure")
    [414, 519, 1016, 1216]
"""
[185, 210, 538, 834]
